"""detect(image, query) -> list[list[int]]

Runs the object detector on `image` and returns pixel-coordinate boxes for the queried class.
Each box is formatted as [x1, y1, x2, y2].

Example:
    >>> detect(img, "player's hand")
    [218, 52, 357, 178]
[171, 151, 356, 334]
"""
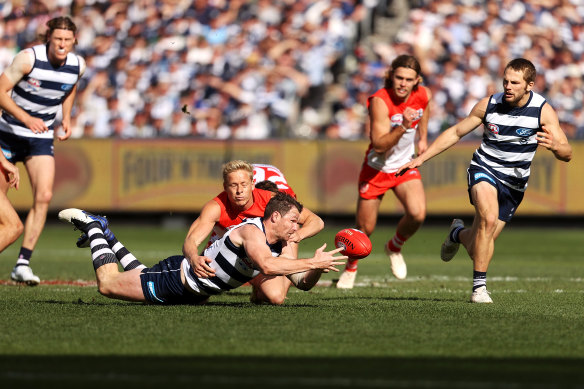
[189, 255, 215, 278]
[536, 125, 556, 152]
[24, 116, 49, 134]
[395, 157, 421, 177]
[402, 107, 417, 129]
[417, 138, 428, 155]
[288, 231, 302, 243]
[311, 243, 347, 273]
[57, 118, 72, 141]
[0, 159, 19, 189]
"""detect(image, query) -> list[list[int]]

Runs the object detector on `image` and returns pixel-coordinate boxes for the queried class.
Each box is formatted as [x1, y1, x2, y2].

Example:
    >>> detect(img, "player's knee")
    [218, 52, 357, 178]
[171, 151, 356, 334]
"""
[35, 189, 53, 205]
[251, 289, 287, 305]
[2, 217, 23, 243]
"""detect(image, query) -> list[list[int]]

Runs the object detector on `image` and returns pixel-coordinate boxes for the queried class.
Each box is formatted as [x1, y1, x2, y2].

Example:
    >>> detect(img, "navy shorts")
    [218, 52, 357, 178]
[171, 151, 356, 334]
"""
[140, 255, 209, 305]
[0, 131, 54, 163]
[467, 166, 524, 222]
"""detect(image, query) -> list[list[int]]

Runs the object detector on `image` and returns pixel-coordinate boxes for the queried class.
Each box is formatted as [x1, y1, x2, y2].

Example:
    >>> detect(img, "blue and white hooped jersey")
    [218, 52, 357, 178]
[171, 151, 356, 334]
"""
[182, 217, 283, 296]
[0, 44, 81, 139]
[470, 91, 546, 192]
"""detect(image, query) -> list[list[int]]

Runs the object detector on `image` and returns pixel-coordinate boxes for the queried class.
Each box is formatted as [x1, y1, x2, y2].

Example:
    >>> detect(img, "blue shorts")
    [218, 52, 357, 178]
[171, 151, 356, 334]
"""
[0, 131, 54, 163]
[140, 255, 209, 305]
[467, 166, 524, 222]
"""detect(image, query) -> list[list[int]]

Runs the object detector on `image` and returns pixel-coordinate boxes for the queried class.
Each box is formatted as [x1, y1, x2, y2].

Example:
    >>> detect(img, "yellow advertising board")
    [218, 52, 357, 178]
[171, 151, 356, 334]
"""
[7, 139, 584, 216]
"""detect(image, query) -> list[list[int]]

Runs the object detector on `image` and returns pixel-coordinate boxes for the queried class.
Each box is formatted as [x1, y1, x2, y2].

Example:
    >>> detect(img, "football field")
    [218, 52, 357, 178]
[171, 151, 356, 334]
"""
[1, 221, 583, 388]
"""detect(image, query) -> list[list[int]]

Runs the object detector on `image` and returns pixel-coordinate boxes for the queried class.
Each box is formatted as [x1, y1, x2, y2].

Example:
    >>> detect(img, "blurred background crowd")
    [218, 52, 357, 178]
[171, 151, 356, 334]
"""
[1, 0, 583, 140]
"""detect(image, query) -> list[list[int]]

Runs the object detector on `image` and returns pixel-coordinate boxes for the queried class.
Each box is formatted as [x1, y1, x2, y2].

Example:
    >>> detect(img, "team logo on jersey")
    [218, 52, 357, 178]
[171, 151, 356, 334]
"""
[359, 182, 369, 194]
[487, 124, 499, 135]
[516, 128, 533, 136]
[27, 78, 41, 88]
[390, 114, 402, 126]
[61, 84, 73, 91]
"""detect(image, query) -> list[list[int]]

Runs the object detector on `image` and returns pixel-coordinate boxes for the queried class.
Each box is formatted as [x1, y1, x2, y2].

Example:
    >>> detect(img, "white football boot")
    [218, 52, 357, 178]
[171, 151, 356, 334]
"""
[385, 242, 407, 280]
[336, 270, 357, 289]
[11, 265, 40, 286]
[441, 219, 464, 262]
[470, 286, 493, 303]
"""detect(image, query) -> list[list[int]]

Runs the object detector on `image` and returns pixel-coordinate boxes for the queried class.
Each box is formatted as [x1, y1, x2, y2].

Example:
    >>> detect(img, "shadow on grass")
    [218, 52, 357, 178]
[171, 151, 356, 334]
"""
[1, 356, 583, 388]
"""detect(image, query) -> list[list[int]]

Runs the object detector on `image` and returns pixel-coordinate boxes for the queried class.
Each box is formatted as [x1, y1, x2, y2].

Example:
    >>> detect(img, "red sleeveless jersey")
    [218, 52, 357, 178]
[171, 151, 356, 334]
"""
[213, 188, 274, 230]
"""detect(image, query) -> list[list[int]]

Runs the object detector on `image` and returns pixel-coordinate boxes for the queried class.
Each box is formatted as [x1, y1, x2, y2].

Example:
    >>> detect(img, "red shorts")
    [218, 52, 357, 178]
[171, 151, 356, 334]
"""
[358, 163, 421, 200]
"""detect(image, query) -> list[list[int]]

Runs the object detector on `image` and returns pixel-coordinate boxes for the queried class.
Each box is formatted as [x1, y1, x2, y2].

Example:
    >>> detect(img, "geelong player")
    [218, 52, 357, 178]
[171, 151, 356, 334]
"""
[337, 55, 431, 288]
[58, 193, 346, 305]
[183, 160, 325, 305]
[398, 58, 572, 303]
[0, 17, 85, 284]
[0, 152, 23, 254]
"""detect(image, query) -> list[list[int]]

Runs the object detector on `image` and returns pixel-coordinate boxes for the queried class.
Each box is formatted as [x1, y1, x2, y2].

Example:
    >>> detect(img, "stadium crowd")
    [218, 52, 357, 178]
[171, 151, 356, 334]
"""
[1, 0, 583, 140]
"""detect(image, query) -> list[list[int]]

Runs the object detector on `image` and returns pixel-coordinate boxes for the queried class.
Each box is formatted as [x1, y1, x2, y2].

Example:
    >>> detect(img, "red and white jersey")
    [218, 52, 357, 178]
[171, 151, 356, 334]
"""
[252, 164, 296, 198]
[363, 86, 429, 173]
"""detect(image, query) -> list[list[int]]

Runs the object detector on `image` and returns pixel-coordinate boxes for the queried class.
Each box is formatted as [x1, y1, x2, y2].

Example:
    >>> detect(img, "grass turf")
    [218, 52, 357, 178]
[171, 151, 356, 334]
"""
[1, 222, 583, 388]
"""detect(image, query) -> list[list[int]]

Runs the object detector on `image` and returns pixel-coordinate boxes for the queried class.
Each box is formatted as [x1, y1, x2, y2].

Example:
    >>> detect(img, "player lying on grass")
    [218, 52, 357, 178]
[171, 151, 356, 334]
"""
[58, 192, 346, 305]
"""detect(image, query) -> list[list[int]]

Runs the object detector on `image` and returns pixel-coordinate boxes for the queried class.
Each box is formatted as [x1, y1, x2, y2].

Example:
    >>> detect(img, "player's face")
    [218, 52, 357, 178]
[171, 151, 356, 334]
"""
[390, 67, 419, 100]
[275, 208, 300, 241]
[502, 68, 533, 106]
[47, 29, 76, 66]
[224, 170, 254, 209]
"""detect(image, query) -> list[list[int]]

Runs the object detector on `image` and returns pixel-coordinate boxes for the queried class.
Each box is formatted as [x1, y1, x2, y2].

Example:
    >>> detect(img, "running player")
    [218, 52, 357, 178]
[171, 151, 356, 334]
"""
[337, 55, 431, 288]
[0, 17, 85, 284]
[397, 58, 572, 303]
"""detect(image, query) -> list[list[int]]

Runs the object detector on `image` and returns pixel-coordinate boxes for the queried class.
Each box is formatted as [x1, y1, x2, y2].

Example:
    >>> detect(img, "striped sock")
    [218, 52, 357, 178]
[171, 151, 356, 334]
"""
[88, 227, 118, 270]
[473, 270, 487, 291]
[345, 259, 359, 272]
[450, 227, 463, 243]
[387, 232, 407, 253]
[15, 247, 33, 268]
[110, 237, 146, 271]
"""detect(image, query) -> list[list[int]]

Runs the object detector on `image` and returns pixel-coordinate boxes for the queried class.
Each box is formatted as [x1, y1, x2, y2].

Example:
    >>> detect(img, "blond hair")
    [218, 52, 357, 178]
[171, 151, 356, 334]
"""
[222, 160, 253, 183]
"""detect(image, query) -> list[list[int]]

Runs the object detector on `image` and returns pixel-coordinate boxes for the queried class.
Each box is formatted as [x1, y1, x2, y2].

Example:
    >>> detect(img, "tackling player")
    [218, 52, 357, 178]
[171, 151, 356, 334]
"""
[58, 193, 346, 305]
[183, 160, 325, 305]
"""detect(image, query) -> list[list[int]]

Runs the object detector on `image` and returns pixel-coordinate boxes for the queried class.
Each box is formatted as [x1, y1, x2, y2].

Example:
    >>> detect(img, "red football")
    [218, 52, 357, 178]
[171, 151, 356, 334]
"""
[334, 228, 372, 259]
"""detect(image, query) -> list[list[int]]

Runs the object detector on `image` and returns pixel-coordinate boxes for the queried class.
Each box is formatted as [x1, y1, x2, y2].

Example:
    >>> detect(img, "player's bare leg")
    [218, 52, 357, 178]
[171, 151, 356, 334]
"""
[337, 198, 380, 289]
[0, 189, 23, 253]
[249, 275, 292, 305]
[10, 156, 53, 284]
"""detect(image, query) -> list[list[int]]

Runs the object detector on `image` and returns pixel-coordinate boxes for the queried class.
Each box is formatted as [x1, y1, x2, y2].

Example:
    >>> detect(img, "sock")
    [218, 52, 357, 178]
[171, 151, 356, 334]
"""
[450, 226, 463, 243]
[87, 227, 118, 270]
[110, 237, 146, 271]
[15, 247, 33, 268]
[345, 259, 358, 272]
[473, 270, 487, 291]
[387, 232, 407, 253]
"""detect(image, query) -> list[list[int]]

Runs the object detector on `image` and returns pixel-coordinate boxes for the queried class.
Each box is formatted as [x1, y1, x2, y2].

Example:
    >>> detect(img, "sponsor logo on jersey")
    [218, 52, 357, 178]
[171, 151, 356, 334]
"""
[474, 172, 496, 184]
[516, 128, 533, 136]
[487, 124, 499, 135]
[60, 84, 73, 91]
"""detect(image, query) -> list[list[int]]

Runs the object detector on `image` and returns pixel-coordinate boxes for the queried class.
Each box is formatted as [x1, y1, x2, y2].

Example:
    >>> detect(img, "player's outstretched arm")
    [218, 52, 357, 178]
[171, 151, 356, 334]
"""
[182, 200, 221, 278]
[396, 97, 488, 176]
[237, 226, 346, 276]
[537, 103, 572, 162]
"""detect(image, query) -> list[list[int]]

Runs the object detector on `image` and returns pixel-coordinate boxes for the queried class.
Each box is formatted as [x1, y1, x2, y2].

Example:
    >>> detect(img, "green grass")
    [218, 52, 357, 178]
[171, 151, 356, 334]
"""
[1, 222, 584, 388]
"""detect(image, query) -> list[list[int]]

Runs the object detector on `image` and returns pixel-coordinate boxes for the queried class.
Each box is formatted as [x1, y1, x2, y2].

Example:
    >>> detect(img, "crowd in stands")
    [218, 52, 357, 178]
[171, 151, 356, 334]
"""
[1, 0, 583, 140]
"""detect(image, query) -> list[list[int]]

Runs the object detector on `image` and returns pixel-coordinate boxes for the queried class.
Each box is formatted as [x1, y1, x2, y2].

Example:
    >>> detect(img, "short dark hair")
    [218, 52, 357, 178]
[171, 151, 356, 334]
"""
[255, 180, 279, 193]
[505, 58, 536, 84]
[384, 55, 422, 90]
[264, 192, 303, 219]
